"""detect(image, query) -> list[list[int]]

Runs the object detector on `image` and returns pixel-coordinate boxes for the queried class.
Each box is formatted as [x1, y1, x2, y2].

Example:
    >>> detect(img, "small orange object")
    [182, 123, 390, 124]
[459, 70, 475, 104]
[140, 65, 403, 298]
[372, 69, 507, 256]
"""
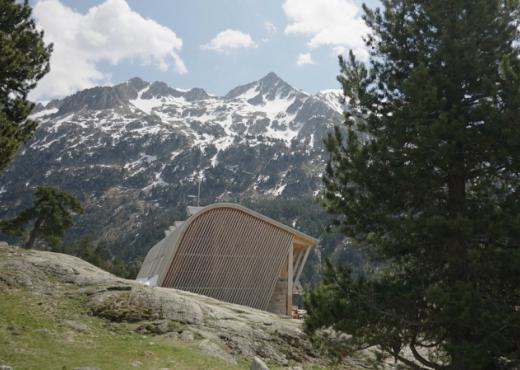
[291, 307, 306, 319]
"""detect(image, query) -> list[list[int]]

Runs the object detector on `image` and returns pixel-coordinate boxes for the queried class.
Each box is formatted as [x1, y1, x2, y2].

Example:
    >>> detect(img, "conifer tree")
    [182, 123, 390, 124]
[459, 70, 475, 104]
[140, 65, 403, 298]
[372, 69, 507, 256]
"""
[0, 186, 83, 249]
[305, 1, 520, 369]
[0, 0, 52, 173]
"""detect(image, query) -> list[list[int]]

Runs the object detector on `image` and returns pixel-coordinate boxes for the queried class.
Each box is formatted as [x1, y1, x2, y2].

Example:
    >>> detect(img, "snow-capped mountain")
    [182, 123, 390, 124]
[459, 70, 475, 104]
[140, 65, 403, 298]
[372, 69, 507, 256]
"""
[0, 72, 345, 259]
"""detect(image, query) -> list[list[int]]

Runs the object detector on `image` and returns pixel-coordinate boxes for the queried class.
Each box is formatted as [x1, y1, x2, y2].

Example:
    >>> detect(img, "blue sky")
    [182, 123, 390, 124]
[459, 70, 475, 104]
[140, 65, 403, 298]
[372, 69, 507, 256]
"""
[29, 0, 381, 100]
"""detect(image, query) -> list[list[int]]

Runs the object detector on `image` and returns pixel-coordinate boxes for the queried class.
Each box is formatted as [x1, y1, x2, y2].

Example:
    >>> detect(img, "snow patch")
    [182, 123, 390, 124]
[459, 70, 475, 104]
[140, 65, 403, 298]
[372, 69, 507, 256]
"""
[233, 85, 259, 100]
[130, 88, 165, 114]
[267, 183, 287, 196]
[30, 108, 58, 119]
[316, 89, 345, 113]
[143, 164, 168, 191]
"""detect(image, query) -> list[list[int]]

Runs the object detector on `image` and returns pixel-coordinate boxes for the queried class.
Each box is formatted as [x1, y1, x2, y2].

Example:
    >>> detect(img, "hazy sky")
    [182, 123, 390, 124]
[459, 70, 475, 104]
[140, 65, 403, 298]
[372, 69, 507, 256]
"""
[29, 0, 381, 100]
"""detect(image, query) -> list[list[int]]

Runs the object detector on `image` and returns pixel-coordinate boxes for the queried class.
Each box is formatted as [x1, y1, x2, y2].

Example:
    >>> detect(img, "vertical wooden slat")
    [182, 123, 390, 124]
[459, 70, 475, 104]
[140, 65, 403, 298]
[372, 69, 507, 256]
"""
[292, 249, 303, 283]
[245, 219, 274, 307]
[173, 209, 215, 289]
[192, 209, 224, 296]
[287, 246, 294, 315]
[257, 233, 291, 310]
[222, 209, 244, 303]
[242, 217, 270, 307]
[157, 206, 307, 311]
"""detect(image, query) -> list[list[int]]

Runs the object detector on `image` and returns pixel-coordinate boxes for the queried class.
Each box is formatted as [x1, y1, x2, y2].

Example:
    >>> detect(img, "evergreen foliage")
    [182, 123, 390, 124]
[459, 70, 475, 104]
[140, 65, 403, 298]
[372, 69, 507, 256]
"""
[0, 186, 83, 249]
[305, 1, 520, 369]
[60, 237, 141, 279]
[0, 0, 52, 173]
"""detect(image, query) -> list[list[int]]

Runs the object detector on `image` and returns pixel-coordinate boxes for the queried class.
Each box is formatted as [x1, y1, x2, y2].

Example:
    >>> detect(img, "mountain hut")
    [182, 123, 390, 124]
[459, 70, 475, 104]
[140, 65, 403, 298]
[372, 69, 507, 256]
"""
[136, 203, 317, 315]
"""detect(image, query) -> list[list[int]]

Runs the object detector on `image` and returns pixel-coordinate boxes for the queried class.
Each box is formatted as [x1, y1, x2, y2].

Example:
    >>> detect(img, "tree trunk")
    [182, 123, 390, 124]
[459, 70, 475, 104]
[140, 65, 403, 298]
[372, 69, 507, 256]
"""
[24, 216, 44, 249]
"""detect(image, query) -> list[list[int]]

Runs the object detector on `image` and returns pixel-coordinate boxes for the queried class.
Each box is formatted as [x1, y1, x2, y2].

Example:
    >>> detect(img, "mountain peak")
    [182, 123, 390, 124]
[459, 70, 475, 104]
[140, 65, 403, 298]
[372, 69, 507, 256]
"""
[224, 72, 300, 101]
[56, 85, 131, 114]
[259, 72, 282, 83]
[126, 77, 149, 91]
[184, 87, 211, 101]
[141, 81, 182, 99]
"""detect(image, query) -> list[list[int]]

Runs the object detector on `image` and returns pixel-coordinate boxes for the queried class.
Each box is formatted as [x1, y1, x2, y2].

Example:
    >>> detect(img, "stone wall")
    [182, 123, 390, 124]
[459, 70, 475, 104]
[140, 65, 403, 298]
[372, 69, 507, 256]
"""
[267, 278, 288, 315]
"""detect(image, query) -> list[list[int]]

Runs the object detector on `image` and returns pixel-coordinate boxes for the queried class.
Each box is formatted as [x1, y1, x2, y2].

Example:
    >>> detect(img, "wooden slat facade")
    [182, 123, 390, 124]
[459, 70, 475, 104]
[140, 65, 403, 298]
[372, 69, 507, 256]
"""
[136, 203, 317, 315]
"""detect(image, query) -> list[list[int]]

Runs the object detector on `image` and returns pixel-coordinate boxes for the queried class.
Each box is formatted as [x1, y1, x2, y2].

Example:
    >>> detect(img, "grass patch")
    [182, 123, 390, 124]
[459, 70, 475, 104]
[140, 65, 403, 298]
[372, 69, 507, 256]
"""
[0, 289, 247, 370]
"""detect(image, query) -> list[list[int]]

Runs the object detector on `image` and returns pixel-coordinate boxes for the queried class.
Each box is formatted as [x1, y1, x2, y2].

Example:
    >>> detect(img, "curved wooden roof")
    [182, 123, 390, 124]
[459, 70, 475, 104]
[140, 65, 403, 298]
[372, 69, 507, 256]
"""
[137, 203, 317, 310]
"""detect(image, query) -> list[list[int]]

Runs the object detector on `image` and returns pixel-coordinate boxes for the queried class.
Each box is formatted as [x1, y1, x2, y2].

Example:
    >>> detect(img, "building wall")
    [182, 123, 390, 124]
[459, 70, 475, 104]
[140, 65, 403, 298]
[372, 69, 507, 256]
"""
[161, 207, 294, 311]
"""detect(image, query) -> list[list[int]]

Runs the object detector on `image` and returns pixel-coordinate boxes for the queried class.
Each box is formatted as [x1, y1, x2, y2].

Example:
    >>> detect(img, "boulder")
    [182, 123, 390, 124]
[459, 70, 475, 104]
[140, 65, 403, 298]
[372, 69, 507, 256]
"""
[250, 356, 269, 370]
[179, 330, 195, 342]
[198, 339, 236, 364]
[63, 319, 89, 333]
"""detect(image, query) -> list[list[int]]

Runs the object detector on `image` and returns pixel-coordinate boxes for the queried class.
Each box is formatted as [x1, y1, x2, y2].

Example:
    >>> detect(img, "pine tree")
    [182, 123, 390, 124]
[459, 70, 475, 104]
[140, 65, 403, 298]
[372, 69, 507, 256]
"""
[58, 237, 141, 279]
[0, 186, 83, 249]
[0, 0, 52, 173]
[305, 1, 520, 369]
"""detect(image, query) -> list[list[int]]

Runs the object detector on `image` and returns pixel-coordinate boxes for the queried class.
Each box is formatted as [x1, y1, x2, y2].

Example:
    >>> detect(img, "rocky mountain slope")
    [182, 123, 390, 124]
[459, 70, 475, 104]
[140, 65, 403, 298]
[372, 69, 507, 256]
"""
[0, 73, 345, 270]
[0, 242, 377, 370]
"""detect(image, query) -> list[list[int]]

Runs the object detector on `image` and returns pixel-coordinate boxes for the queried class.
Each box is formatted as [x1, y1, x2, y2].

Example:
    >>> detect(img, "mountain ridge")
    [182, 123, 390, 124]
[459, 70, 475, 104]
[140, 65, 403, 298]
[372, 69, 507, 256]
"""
[1, 72, 347, 272]
[35, 72, 337, 114]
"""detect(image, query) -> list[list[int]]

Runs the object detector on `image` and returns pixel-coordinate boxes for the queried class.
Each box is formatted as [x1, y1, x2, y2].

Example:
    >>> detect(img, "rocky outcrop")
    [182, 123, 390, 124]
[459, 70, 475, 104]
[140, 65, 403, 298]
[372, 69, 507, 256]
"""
[0, 242, 320, 367]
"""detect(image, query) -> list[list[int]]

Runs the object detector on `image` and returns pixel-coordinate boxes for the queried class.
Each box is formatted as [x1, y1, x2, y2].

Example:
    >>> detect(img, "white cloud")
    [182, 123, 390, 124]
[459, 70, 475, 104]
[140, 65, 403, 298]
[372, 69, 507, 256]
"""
[30, 0, 187, 100]
[332, 46, 347, 56]
[296, 52, 315, 66]
[201, 29, 257, 54]
[264, 21, 277, 34]
[282, 0, 369, 61]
